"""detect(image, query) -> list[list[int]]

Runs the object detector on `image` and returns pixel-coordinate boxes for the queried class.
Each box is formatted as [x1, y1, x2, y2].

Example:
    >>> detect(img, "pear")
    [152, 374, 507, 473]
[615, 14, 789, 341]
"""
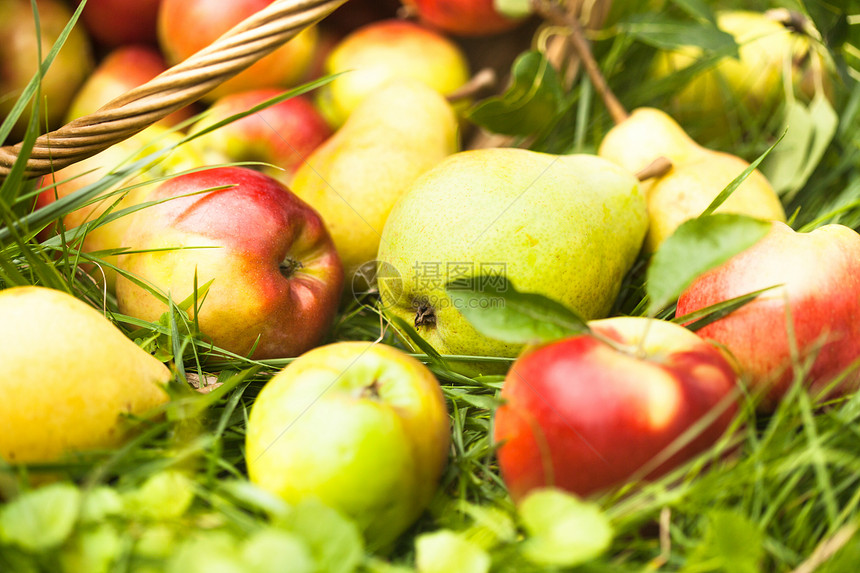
[291, 78, 459, 281]
[598, 107, 786, 251]
[651, 10, 833, 136]
[0, 286, 171, 465]
[376, 148, 648, 375]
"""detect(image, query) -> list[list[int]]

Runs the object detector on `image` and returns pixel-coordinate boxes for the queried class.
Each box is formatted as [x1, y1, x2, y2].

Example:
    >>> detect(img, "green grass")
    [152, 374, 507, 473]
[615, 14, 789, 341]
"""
[2, 0, 860, 571]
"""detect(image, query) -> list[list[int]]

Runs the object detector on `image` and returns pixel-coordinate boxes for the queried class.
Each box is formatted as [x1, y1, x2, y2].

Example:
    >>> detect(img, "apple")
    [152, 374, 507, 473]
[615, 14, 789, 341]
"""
[0, 0, 94, 140]
[77, 0, 162, 48]
[64, 44, 195, 128]
[323, 0, 401, 36]
[35, 125, 206, 292]
[186, 89, 332, 185]
[401, 0, 528, 37]
[675, 221, 860, 407]
[494, 316, 739, 500]
[245, 341, 450, 549]
[157, 0, 319, 101]
[115, 166, 344, 360]
[315, 19, 470, 127]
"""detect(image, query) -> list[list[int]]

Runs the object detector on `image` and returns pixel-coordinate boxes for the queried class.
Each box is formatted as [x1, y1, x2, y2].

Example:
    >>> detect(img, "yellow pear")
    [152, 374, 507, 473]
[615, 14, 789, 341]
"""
[0, 286, 171, 465]
[290, 77, 459, 281]
[598, 107, 786, 251]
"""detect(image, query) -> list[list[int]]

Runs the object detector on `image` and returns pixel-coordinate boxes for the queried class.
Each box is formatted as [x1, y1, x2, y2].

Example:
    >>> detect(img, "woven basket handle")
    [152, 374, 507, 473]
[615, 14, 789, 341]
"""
[0, 0, 347, 179]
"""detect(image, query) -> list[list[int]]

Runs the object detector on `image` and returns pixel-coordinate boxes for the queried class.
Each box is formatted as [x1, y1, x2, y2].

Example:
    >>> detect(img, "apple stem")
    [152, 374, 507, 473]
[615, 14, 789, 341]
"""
[635, 156, 674, 181]
[280, 257, 304, 279]
[447, 68, 499, 103]
[530, 0, 630, 125]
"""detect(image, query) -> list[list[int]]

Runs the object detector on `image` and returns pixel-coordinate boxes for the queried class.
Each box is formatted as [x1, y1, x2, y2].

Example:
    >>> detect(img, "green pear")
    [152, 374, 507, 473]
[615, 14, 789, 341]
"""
[0, 286, 171, 466]
[291, 77, 459, 281]
[598, 107, 786, 252]
[376, 148, 648, 375]
[651, 10, 833, 136]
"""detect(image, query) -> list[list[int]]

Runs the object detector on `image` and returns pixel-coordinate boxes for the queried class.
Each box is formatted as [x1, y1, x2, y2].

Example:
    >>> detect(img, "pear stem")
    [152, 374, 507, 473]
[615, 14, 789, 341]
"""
[635, 156, 673, 181]
[447, 68, 498, 103]
[531, 0, 629, 125]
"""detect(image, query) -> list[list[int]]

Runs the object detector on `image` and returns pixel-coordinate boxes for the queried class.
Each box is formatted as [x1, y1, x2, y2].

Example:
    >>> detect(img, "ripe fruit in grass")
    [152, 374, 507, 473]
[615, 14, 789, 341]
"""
[401, 0, 528, 37]
[315, 18, 470, 127]
[597, 107, 786, 252]
[676, 221, 860, 407]
[292, 78, 459, 281]
[157, 0, 318, 100]
[115, 167, 344, 360]
[64, 44, 194, 128]
[35, 125, 206, 292]
[77, 0, 161, 48]
[376, 149, 648, 376]
[651, 10, 833, 134]
[0, 286, 170, 465]
[494, 316, 739, 500]
[246, 341, 450, 549]
[186, 89, 332, 185]
[0, 0, 94, 139]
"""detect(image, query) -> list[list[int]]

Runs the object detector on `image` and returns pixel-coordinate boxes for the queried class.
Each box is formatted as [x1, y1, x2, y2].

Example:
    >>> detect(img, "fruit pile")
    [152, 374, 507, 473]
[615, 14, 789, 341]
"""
[1, 0, 860, 571]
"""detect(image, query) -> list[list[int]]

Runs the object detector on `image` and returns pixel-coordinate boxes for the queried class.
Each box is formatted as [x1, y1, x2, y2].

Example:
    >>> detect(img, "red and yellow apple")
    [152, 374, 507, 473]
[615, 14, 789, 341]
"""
[157, 0, 319, 101]
[77, 0, 162, 48]
[115, 167, 344, 360]
[401, 0, 528, 37]
[494, 316, 739, 500]
[246, 341, 450, 549]
[0, 0, 94, 139]
[186, 89, 332, 185]
[315, 19, 470, 127]
[64, 44, 194, 128]
[676, 221, 860, 406]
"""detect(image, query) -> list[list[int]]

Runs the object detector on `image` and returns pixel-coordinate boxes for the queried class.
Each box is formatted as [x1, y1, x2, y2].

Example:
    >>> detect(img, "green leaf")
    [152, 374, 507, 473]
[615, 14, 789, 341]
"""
[621, 15, 737, 53]
[762, 94, 838, 200]
[518, 488, 613, 567]
[466, 51, 564, 136]
[59, 523, 122, 573]
[685, 510, 764, 573]
[668, 0, 716, 24]
[277, 499, 363, 573]
[415, 530, 491, 573]
[0, 482, 81, 551]
[166, 531, 244, 573]
[446, 276, 589, 345]
[241, 528, 315, 573]
[646, 214, 771, 315]
[123, 470, 195, 520]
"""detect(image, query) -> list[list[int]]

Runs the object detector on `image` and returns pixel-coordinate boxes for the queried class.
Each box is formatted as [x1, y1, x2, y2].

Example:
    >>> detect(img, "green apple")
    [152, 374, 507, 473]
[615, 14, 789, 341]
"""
[315, 18, 470, 127]
[376, 148, 648, 375]
[245, 341, 450, 549]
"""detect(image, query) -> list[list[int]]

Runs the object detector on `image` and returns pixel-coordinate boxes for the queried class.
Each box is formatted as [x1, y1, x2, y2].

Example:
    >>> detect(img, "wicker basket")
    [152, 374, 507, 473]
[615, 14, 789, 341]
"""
[0, 0, 347, 179]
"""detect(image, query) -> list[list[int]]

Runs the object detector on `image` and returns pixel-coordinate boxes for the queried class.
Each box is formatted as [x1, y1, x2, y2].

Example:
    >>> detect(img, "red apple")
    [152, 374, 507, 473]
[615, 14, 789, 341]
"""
[115, 167, 344, 360]
[401, 0, 527, 37]
[77, 0, 161, 48]
[64, 44, 194, 128]
[186, 89, 332, 184]
[0, 0, 94, 139]
[676, 221, 860, 407]
[157, 0, 318, 101]
[494, 316, 738, 501]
